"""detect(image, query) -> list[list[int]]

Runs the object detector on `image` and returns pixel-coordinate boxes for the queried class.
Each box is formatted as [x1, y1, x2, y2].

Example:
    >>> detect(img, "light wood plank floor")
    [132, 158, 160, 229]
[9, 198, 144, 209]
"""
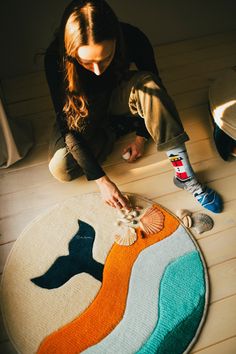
[1, 30, 236, 353]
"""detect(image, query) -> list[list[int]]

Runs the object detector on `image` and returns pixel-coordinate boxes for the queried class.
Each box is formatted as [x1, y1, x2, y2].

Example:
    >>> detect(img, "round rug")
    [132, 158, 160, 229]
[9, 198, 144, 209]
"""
[1, 193, 209, 354]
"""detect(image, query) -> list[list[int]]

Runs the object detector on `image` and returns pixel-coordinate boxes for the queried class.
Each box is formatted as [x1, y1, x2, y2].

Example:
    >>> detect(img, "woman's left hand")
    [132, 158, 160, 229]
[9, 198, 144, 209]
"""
[122, 136, 146, 163]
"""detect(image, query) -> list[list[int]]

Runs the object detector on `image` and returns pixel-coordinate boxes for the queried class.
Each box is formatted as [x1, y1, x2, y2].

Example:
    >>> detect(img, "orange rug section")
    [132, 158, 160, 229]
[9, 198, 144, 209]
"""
[38, 206, 179, 354]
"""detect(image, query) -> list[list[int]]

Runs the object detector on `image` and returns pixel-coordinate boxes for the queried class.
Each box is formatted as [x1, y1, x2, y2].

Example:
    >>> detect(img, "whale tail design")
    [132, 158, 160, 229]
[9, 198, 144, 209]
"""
[31, 220, 104, 289]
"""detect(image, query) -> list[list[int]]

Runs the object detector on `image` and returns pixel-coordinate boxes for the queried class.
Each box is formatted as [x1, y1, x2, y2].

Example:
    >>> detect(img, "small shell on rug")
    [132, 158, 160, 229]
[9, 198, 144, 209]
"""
[114, 227, 137, 246]
[122, 151, 131, 160]
[176, 209, 192, 219]
[114, 220, 122, 227]
[191, 213, 214, 234]
[140, 206, 165, 235]
[135, 206, 143, 211]
[126, 215, 134, 220]
[131, 210, 140, 217]
[117, 218, 132, 225]
[182, 215, 192, 228]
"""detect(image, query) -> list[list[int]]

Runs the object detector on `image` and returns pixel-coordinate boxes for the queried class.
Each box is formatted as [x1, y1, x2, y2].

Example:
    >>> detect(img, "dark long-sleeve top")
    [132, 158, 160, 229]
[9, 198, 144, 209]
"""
[44, 22, 160, 180]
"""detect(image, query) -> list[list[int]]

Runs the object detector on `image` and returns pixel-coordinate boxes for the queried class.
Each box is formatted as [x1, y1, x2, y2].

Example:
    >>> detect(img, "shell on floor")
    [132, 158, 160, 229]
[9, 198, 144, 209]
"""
[140, 206, 165, 235]
[176, 209, 192, 219]
[114, 227, 137, 246]
[182, 215, 193, 228]
[191, 213, 214, 234]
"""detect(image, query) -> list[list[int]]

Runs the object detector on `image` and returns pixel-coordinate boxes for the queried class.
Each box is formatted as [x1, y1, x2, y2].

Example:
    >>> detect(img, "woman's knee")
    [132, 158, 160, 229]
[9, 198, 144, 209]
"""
[48, 148, 76, 182]
[128, 72, 164, 116]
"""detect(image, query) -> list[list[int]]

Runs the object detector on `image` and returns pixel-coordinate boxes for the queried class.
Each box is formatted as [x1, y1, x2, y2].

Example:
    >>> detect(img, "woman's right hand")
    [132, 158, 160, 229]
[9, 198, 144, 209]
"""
[95, 175, 130, 210]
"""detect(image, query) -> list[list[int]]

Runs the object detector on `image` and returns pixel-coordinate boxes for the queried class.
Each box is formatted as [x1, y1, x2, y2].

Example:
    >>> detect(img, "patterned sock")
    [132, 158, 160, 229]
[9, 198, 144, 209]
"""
[166, 145, 223, 213]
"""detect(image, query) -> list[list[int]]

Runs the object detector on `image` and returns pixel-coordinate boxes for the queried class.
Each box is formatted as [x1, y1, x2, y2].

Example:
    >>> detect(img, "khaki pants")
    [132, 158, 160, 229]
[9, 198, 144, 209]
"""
[49, 71, 189, 181]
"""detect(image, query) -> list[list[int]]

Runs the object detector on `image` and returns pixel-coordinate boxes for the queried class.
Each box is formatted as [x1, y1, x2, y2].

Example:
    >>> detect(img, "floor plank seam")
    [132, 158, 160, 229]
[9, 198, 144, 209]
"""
[156, 30, 236, 54]
[191, 334, 236, 353]
[207, 257, 236, 271]
[209, 293, 236, 306]
[0, 240, 16, 247]
[159, 47, 236, 71]
[6, 93, 50, 105]
[173, 86, 209, 97]
[210, 292, 236, 306]
[208, 257, 236, 270]
[198, 226, 236, 241]
[0, 159, 49, 176]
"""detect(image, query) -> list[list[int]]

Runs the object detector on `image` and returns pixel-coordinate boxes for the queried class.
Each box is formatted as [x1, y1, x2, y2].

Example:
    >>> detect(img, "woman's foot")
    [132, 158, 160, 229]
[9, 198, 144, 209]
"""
[166, 145, 223, 213]
[174, 177, 223, 214]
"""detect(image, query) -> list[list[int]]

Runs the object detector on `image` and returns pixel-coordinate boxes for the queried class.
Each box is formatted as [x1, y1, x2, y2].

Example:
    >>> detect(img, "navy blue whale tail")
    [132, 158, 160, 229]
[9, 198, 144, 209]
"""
[31, 220, 104, 289]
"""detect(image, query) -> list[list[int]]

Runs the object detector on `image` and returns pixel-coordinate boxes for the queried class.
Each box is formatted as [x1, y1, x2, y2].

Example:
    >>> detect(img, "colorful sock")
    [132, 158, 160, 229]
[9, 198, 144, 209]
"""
[166, 145, 223, 213]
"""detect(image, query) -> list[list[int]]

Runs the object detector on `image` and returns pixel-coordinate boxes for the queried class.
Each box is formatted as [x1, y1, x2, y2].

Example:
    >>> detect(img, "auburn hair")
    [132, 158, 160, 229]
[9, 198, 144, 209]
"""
[59, 0, 127, 131]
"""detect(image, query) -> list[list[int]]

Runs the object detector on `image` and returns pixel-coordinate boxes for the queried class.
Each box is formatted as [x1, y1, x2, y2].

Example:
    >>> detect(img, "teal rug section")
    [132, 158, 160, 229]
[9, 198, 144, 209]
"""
[83, 227, 196, 354]
[153, 296, 205, 354]
[137, 251, 206, 354]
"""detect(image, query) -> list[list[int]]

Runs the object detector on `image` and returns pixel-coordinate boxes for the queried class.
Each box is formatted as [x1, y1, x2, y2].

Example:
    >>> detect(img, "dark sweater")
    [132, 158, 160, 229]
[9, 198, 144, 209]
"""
[45, 22, 160, 180]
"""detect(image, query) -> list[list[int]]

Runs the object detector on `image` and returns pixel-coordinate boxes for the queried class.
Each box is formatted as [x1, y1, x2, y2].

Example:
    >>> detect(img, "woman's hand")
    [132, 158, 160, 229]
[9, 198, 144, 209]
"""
[122, 136, 146, 163]
[95, 175, 131, 210]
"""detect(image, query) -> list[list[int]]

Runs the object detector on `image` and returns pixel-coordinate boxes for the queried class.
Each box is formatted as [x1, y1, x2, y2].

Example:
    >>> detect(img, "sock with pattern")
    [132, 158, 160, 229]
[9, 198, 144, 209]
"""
[166, 145, 223, 213]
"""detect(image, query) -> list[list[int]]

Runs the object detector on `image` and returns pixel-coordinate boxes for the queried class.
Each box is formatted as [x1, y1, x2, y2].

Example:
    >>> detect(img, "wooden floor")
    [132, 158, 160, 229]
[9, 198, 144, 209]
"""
[1, 30, 236, 353]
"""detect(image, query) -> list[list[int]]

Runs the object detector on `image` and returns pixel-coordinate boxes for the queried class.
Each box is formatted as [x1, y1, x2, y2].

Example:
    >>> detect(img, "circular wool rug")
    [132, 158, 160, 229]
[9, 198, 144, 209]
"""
[1, 193, 209, 354]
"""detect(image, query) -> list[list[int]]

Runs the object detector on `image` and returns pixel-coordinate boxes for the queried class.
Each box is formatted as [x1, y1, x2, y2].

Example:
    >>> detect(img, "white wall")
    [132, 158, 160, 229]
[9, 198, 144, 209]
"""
[0, 0, 235, 78]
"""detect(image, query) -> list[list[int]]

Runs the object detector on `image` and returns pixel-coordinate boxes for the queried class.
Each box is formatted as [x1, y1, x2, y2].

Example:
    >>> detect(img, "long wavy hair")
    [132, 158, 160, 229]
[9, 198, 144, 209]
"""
[59, 0, 127, 131]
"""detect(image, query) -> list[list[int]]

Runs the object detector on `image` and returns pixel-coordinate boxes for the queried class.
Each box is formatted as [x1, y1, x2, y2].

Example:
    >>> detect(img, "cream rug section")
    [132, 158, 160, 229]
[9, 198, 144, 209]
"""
[0, 193, 153, 354]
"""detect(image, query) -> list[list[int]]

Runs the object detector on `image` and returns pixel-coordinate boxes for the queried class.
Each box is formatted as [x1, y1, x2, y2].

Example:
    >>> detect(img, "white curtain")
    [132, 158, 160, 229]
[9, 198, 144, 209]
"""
[0, 98, 33, 168]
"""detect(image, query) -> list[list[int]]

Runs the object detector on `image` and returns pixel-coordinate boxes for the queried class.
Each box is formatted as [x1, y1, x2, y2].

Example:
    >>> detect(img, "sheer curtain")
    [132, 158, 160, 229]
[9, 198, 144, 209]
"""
[0, 97, 34, 168]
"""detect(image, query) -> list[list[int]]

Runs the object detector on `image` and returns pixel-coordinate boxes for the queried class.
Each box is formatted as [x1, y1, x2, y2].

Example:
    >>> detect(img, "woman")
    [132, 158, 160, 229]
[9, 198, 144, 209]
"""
[45, 0, 222, 213]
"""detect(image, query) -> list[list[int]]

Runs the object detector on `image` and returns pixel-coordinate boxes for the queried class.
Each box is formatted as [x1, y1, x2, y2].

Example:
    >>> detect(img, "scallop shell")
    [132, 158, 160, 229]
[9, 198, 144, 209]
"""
[191, 213, 214, 234]
[114, 227, 137, 246]
[140, 206, 165, 235]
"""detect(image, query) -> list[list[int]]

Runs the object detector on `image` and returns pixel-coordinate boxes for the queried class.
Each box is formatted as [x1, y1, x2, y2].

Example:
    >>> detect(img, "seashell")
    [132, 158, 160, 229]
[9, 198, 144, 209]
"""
[139, 206, 165, 235]
[114, 220, 122, 227]
[124, 208, 130, 215]
[135, 206, 143, 211]
[176, 209, 192, 219]
[126, 215, 134, 220]
[191, 213, 214, 234]
[114, 227, 137, 246]
[182, 215, 192, 228]
[117, 218, 131, 224]
[122, 151, 131, 160]
[131, 210, 140, 217]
